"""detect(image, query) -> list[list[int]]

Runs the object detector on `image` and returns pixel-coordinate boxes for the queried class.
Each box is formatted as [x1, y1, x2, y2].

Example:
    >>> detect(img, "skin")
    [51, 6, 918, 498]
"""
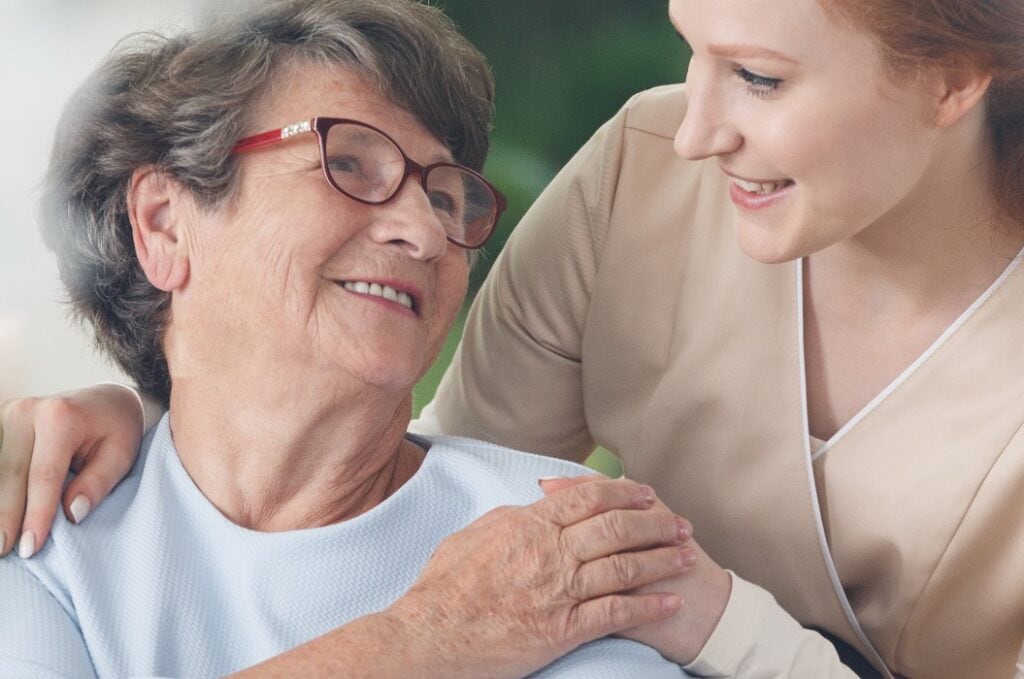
[134, 61, 469, 530]
[240, 480, 691, 678]
[1, 58, 701, 676]
[669, 0, 1018, 440]
[1, 0, 1017, 670]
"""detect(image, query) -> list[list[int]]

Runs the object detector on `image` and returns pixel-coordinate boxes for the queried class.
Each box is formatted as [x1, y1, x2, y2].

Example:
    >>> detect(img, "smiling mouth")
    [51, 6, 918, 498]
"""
[731, 177, 795, 195]
[337, 280, 417, 313]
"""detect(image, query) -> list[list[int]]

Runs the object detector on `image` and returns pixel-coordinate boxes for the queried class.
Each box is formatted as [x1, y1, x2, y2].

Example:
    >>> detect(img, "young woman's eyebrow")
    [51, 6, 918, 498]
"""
[707, 43, 798, 64]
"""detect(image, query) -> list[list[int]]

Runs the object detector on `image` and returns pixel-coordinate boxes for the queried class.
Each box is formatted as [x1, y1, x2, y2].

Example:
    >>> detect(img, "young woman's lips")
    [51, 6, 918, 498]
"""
[727, 176, 796, 210]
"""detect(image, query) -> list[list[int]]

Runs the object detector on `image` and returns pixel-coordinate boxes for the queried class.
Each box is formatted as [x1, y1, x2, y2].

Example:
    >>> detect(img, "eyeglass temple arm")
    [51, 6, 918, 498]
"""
[233, 119, 314, 154]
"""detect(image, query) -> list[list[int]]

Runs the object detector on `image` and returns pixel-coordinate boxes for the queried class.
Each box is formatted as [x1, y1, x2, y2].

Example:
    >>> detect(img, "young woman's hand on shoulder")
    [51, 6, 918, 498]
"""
[0, 383, 146, 557]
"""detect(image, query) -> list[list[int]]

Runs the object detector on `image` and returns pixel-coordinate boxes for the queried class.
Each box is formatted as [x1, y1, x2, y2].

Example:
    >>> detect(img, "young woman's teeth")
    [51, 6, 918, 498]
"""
[342, 281, 413, 310]
[734, 178, 789, 195]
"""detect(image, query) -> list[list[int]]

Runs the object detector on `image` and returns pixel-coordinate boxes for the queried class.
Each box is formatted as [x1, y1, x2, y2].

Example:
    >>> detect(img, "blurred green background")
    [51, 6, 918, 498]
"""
[411, 2, 690, 475]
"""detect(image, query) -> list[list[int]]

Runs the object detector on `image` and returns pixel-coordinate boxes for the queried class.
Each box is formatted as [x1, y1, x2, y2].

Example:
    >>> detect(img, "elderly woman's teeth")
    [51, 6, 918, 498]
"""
[342, 281, 414, 310]
[734, 178, 789, 195]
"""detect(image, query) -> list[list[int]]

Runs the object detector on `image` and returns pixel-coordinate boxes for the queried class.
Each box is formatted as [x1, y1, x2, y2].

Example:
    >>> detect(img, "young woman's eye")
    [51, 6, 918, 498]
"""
[733, 67, 783, 97]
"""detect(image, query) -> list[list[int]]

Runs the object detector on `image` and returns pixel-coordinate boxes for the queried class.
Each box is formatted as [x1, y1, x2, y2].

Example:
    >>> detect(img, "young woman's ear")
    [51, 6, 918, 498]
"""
[127, 168, 191, 292]
[930, 60, 994, 128]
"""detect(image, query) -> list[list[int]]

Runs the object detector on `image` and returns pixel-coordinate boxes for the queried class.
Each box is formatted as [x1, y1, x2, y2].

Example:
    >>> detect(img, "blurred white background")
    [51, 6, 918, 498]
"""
[0, 0, 222, 399]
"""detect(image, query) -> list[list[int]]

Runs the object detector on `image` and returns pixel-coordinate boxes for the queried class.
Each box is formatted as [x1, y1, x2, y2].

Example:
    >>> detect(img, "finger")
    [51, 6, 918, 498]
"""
[561, 507, 690, 564]
[532, 478, 657, 528]
[20, 398, 86, 558]
[59, 411, 142, 526]
[572, 545, 697, 600]
[0, 401, 35, 556]
[568, 592, 682, 646]
[59, 437, 138, 527]
[537, 474, 603, 496]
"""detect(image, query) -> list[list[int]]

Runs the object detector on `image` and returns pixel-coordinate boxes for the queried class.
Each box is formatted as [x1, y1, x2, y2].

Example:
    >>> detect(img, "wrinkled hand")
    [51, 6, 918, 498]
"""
[0, 385, 144, 558]
[540, 476, 732, 666]
[388, 477, 695, 678]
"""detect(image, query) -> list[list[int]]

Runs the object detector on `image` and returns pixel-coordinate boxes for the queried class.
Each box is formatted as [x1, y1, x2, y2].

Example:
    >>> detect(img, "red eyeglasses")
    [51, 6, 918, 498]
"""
[233, 118, 506, 249]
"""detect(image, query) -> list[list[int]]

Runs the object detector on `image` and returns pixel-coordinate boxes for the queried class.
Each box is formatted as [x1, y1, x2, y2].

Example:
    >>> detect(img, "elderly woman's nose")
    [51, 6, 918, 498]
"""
[673, 63, 741, 161]
[367, 180, 449, 261]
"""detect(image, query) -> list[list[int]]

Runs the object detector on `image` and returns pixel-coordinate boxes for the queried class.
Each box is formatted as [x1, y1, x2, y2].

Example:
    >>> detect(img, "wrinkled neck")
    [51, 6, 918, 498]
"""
[166, 375, 423, 531]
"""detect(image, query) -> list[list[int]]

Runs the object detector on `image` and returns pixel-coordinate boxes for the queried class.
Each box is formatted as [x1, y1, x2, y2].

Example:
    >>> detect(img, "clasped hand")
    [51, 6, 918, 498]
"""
[388, 477, 696, 677]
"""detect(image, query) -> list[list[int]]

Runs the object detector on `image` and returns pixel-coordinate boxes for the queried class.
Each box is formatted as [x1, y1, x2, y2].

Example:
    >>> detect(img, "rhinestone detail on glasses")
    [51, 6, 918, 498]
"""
[281, 121, 313, 139]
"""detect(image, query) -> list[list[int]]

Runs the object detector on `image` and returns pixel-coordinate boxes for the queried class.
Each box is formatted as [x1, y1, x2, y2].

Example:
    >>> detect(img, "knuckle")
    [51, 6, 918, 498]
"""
[604, 595, 632, 629]
[561, 608, 586, 646]
[0, 450, 30, 479]
[109, 444, 140, 467]
[570, 482, 604, 514]
[0, 506, 24, 527]
[4, 396, 41, 422]
[658, 511, 680, 541]
[598, 510, 628, 544]
[610, 553, 640, 589]
[28, 465, 66, 487]
[21, 511, 53, 532]
[94, 446, 134, 473]
[557, 526, 583, 563]
[35, 398, 78, 430]
[568, 566, 592, 600]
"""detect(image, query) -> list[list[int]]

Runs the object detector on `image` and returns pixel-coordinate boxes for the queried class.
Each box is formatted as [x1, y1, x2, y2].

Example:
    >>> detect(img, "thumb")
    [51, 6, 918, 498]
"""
[537, 473, 606, 496]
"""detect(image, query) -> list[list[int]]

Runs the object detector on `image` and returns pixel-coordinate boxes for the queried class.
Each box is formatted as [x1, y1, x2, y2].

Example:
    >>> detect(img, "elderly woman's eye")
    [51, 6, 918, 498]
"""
[429, 190, 459, 217]
[327, 155, 364, 175]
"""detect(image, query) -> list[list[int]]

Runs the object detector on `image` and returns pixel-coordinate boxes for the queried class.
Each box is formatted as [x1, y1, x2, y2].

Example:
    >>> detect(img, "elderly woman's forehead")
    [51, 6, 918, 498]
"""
[252, 60, 453, 160]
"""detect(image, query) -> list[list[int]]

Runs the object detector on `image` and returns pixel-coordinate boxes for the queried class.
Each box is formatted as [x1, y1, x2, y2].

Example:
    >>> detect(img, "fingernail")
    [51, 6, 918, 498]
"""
[18, 531, 35, 559]
[0, 531, 6, 553]
[537, 476, 561, 486]
[660, 594, 682, 613]
[676, 517, 692, 541]
[641, 485, 656, 503]
[679, 546, 697, 567]
[70, 495, 92, 524]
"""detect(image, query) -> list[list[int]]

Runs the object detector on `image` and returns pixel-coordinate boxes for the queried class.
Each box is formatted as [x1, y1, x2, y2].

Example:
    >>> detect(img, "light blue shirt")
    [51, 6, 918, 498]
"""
[0, 417, 688, 678]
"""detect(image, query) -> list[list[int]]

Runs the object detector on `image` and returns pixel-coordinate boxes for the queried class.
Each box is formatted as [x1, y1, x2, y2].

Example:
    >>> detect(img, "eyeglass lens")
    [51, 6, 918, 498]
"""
[323, 123, 497, 247]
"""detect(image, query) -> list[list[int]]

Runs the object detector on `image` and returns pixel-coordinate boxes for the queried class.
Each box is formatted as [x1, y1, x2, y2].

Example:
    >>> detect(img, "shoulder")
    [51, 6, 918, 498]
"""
[0, 421, 170, 663]
[417, 436, 595, 504]
[32, 416, 173, 570]
[509, 82, 712, 272]
[575, 82, 721, 225]
[619, 82, 690, 140]
[573, 82, 691, 176]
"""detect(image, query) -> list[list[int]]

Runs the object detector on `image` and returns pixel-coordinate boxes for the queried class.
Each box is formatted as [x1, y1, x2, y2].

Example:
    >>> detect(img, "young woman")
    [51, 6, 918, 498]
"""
[4, 0, 1024, 676]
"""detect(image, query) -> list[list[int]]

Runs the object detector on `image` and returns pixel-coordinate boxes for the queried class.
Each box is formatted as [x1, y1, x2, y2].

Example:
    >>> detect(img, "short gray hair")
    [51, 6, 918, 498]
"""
[40, 0, 495, 406]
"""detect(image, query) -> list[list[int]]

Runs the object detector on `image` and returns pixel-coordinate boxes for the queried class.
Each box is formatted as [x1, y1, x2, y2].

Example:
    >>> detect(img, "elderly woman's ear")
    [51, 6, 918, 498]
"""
[127, 168, 191, 292]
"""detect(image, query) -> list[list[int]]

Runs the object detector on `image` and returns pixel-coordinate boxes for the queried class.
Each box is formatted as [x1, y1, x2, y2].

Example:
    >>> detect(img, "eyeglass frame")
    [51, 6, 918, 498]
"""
[232, 117, 507, 250]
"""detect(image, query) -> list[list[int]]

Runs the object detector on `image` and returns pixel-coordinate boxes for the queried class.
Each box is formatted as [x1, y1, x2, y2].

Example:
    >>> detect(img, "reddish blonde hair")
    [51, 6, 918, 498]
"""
[823, 0, 1024, 227]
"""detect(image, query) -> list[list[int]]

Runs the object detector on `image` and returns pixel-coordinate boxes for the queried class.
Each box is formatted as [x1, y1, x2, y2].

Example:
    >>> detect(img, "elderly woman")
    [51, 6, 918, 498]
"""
[0, 1, 712, 676]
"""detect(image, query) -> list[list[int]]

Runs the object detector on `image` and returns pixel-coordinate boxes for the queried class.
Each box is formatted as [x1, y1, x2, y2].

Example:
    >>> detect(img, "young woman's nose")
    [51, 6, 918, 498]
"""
[673, 59, 743, 161]
[367, 177, 449, 262]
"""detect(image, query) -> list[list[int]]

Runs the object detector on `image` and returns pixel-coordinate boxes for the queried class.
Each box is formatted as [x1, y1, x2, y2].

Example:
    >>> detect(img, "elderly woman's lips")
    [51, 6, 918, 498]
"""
[338, 280, 416, 312]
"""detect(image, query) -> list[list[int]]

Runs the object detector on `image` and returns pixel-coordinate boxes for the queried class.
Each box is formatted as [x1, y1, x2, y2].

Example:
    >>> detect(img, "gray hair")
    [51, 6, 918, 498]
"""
[40, 0, 495, 406]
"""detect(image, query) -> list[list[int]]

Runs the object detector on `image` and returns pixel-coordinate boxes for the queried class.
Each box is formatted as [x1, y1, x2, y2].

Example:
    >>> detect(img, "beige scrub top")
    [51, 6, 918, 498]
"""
[426, 84, 1024, 678]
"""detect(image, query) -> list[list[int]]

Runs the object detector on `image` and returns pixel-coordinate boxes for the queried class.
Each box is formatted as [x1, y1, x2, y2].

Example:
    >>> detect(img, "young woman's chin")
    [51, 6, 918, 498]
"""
[732, 215, 809, 265]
